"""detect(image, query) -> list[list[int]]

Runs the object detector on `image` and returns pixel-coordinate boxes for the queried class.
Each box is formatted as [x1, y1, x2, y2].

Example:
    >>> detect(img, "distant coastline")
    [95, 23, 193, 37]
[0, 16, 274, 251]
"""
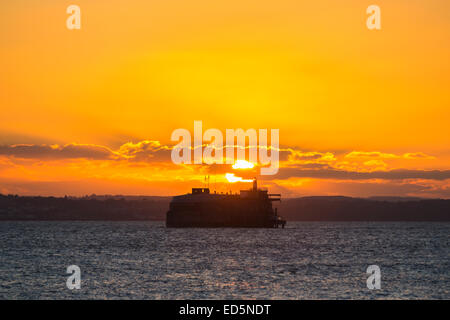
[1, 194, 449, 221]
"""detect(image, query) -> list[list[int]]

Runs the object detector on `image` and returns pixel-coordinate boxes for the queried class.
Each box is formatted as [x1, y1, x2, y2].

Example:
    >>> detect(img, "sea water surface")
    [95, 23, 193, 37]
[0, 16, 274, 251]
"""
[0, 221, 448, 299]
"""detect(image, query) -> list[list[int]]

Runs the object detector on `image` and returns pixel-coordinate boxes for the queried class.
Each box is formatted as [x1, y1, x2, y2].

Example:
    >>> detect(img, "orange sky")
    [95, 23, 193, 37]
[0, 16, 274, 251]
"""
[1, 0, 449, 197]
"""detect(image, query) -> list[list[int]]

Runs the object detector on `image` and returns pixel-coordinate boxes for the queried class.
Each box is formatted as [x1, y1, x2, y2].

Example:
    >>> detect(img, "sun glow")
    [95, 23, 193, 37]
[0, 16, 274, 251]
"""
[225, 173, 253, 183]
[1, 1, 449, 198]
[232, 160, 255, 170]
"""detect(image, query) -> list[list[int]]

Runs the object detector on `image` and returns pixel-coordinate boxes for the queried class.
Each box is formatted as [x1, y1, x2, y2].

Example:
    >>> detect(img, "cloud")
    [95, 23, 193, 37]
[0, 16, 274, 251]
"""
[362, 160, 388, 170]
[287, 150, 336, 164]
[345, 151, 399, 159]
[345, 151, 435, 160]
[403, 152, 436, 160]
[117, 140, 172, 162]
[0, 141, 448, 197]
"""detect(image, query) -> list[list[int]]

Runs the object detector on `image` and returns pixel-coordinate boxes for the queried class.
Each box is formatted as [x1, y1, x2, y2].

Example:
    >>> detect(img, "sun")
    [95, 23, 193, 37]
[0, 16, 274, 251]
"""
[232, 160, 255, 170]
[225, 160, 255, 183]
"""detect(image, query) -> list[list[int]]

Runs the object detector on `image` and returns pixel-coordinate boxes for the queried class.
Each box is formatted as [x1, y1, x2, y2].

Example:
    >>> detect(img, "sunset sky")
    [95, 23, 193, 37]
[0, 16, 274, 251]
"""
[1, 0, 449, 197]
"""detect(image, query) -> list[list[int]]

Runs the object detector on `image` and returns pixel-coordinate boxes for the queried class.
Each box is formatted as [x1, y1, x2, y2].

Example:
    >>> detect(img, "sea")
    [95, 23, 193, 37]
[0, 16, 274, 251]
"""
[0, 221, 448, 299]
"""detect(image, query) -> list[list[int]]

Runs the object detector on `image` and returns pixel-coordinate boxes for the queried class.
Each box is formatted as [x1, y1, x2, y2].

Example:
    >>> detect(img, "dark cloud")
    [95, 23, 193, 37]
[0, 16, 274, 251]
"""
[265, 168, 450, 181]
[289, 163, 331, 169]
[0, 144, 116, 160]
[0, 141, 173, 162]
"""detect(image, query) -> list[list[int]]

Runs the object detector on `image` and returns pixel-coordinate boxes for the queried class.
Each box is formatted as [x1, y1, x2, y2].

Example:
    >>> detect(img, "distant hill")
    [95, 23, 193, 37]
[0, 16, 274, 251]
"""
[0, 194, 169, 221]
[0, 194, 449, 221]
[367, 196, 424, 202]
[279, 197, 450, 221]
[78, 194, 172, 201]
